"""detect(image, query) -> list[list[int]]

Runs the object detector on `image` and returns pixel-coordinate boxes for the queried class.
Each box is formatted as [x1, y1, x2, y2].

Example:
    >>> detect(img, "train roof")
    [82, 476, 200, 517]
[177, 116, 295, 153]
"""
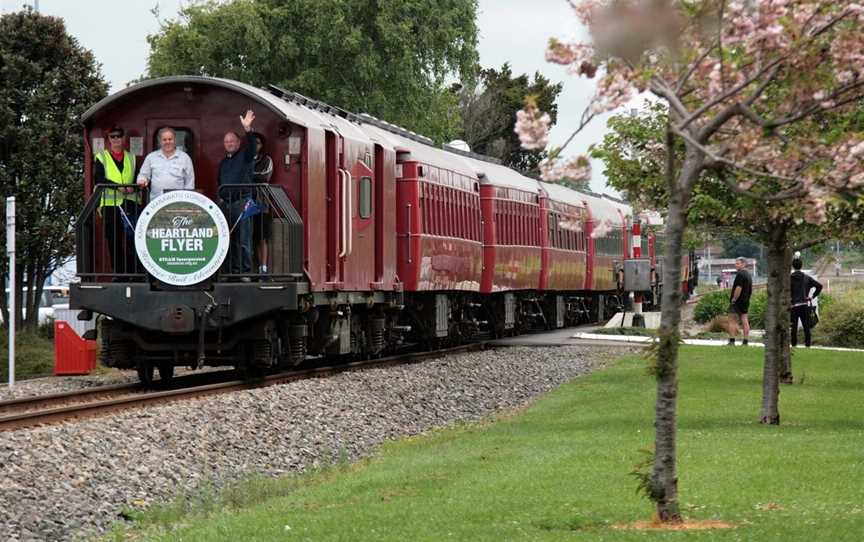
[539, 182, 587, 209]
[453, 155, 541, 193]
[82, 76, 329, 132]
[357, 121, 479, 179]
[579, 191, 626, 224]
[602, 196, 633, 222]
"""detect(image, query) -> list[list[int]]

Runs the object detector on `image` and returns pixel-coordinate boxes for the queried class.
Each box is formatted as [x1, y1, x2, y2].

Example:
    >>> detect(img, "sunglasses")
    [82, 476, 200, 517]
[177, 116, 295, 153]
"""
[108, 134, 123, 139]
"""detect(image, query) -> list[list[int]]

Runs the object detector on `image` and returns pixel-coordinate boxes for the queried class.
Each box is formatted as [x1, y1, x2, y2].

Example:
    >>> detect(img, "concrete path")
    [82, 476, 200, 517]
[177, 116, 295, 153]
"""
[572, 332, 864, 353]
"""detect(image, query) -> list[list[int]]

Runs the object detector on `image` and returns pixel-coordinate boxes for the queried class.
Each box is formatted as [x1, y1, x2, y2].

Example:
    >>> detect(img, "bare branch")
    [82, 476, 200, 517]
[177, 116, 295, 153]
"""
[675, 45, 716, 94]
[766, 81, 864, 128]
[743, 65, 781, 107]
[696, 103, 742, 142]
[716, 172, 806, 202]
[793, 237, 829, 252]
[556, 106, 597, 154]
[650, 79, 691, 121]
[677, 5, 856, 131]
[671, 124, 807, 196]
[677, 57, 784, 130]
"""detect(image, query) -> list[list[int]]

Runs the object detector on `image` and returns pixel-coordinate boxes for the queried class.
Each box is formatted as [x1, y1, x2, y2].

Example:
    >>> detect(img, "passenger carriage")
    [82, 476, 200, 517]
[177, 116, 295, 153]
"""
[72, 75, 692, 384]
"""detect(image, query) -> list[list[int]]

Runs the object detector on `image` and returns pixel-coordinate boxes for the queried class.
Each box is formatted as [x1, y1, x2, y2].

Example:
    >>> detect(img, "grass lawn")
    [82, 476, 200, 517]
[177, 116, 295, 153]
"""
[0, 330, 55, 381]
[109, 346, 864, 541]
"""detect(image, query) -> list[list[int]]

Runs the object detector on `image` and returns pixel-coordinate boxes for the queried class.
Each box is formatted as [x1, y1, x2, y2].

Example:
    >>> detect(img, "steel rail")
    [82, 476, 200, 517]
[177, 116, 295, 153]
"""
[0, 343, 487, 432]
[0, 370, 239, 417]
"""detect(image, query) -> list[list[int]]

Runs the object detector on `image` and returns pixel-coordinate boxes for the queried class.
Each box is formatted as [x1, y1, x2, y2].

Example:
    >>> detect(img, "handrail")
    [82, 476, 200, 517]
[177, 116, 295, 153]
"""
[338, 169, 347, 258]
[406, 203, 412, 264]
[346, 170, 354, 256]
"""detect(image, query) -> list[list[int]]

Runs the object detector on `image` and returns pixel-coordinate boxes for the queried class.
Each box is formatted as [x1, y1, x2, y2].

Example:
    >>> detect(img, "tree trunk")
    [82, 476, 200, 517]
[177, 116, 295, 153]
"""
[779, 255, 792, 384]
[760, 224, 790, 424]
[650, 145, 701, 523]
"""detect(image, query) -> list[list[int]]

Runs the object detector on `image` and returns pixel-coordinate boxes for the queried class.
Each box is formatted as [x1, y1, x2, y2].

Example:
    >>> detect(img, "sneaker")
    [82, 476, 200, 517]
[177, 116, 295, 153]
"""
[742, 339, 749, 346]
[727, 338, 735, 346]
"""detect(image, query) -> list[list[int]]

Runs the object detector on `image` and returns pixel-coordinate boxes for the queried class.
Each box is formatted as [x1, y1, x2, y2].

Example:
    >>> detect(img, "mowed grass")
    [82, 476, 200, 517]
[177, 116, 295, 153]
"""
[113, 346, 864, 542]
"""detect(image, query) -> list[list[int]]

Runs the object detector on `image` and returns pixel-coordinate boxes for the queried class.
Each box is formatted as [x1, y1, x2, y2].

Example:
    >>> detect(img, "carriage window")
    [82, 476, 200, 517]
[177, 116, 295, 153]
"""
[153, 128, 194, 157]
[359, 176, 372, 218]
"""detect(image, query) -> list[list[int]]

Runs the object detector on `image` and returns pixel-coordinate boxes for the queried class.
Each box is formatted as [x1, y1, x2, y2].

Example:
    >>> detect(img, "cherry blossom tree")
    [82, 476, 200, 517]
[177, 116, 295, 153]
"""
[518, 0, 864, 523]
[594, 104, 864, 427]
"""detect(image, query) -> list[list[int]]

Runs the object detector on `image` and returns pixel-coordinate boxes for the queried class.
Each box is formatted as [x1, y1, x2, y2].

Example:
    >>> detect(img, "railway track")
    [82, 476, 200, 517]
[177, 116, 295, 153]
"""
[0, 343, 487, 432]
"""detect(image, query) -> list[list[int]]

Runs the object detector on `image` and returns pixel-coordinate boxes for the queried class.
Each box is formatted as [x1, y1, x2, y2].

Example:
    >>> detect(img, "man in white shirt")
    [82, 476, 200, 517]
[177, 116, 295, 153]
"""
[137, 127, 195, 199]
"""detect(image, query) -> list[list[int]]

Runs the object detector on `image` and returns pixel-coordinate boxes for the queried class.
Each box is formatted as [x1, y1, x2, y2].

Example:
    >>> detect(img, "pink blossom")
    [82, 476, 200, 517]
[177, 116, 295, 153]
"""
[539, 155, 592, 183]
[572, 0, 603, 26]
[590, 69, 637, 114]
[802, 186, 828, 224]
[590, 218, 615, 239]
[515, 100, 551, 151]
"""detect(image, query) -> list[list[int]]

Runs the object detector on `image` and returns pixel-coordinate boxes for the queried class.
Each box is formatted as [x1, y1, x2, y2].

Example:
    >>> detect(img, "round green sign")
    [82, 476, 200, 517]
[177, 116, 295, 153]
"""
[135, 191, 230, 285]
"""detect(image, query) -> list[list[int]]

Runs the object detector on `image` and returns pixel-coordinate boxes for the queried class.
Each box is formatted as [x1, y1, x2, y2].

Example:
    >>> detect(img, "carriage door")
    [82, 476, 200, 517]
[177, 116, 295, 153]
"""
[144, 119, 202, 189]
[325, 131, 342, 284]
[342, 156, 375, 289]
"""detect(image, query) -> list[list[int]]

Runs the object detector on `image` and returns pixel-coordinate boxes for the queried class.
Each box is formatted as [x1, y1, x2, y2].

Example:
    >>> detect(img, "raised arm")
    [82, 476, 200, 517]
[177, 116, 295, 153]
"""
[240, 110, 257, 162]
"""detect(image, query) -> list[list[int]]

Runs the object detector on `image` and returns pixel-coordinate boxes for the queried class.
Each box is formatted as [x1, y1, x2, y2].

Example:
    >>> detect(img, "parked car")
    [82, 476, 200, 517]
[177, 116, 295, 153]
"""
[2, 286, 70, 325]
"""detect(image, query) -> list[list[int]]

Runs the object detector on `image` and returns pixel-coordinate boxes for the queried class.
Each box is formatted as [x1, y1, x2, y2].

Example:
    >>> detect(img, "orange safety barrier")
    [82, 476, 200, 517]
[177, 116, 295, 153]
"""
[54, 321, 97, 375]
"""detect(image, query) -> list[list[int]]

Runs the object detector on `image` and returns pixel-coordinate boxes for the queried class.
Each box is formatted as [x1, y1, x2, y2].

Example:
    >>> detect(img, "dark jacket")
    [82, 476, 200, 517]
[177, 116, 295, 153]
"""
[791, 270, 822, 306]
[217, 132, 256, 186]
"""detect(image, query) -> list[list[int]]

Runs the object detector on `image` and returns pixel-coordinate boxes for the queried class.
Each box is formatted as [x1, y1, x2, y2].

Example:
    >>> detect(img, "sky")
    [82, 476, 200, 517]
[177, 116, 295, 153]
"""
[0, 0, 627, 194]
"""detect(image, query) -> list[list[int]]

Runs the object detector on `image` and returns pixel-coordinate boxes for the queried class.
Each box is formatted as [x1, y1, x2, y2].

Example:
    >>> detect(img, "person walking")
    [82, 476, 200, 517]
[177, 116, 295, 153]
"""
[727, 257, 752, 346]
[94, 125, 139, 275]
[791, 257, 823, 348]
[137, 127, 195, 199]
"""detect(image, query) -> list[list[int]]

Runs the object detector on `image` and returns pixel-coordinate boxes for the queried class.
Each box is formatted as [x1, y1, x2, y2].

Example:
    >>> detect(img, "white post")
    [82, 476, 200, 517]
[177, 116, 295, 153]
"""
[6, 197, 15, 390]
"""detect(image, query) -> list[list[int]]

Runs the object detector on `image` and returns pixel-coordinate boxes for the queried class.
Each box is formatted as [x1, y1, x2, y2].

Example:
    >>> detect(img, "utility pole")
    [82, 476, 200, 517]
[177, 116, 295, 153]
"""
[7, 197, 15, 390]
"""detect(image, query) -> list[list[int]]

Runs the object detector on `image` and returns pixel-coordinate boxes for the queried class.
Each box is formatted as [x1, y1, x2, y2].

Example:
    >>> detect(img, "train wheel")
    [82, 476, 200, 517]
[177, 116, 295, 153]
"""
[158, 363, 175, 386]
[136, 362, 155, 388]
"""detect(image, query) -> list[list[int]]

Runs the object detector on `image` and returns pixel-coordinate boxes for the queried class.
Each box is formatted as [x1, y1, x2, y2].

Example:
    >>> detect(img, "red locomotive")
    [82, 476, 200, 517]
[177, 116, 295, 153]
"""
[71, 76, 696, 384]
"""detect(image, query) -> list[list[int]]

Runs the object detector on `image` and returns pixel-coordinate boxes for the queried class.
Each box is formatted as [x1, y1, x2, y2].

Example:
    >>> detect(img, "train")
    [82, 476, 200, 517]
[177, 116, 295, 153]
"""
[71, 76, 697, 385]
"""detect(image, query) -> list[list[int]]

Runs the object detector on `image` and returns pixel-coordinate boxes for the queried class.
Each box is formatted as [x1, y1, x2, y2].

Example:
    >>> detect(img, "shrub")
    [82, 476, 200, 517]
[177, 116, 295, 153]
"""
[817, 292, 864, 348]
[747, 291, 767, 330]
[38, 317, 55, 340]
[694, 290, 729, 323]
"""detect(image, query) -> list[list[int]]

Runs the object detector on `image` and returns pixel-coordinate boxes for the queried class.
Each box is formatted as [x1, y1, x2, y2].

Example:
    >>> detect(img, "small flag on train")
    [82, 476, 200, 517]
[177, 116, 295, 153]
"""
[118, 205, 136, 238]
[230, 197, 263, 233]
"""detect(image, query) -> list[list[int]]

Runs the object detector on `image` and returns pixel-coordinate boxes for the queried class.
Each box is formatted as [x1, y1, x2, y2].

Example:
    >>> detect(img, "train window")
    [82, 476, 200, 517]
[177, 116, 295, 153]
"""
[359, 176, 372, 218]
[152, 127, 193, 157]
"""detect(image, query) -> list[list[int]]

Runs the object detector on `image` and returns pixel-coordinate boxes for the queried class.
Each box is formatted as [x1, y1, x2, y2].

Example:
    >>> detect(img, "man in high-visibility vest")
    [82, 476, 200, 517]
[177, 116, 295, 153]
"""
[94, 125, 140, 276]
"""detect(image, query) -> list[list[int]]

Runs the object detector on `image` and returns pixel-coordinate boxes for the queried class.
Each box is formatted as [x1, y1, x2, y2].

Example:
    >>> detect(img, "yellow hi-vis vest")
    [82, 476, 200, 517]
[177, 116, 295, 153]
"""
[95, 150, 138, 207]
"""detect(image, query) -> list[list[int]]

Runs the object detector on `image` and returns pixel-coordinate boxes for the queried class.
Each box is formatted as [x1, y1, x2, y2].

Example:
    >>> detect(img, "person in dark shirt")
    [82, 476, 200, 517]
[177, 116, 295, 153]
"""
[790, 258, 823, 347]
[218, 110, 257, 276]
[727, 257, 753, 346]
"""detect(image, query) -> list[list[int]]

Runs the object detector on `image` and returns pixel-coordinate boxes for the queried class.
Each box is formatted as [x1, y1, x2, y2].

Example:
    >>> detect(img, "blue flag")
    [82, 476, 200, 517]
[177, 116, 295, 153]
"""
[117, 205, 136, 238]
[230, 197, 263, 233]
[239, 197, 263, 220]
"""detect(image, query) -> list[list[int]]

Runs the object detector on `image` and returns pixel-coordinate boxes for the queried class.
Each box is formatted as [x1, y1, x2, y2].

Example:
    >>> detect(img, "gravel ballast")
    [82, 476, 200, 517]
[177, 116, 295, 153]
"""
[0, 345, 630, 541]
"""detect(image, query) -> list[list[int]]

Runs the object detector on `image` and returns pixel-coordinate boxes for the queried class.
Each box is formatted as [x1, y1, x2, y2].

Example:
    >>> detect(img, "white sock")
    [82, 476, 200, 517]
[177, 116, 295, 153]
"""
[260, 265, 268, 273]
